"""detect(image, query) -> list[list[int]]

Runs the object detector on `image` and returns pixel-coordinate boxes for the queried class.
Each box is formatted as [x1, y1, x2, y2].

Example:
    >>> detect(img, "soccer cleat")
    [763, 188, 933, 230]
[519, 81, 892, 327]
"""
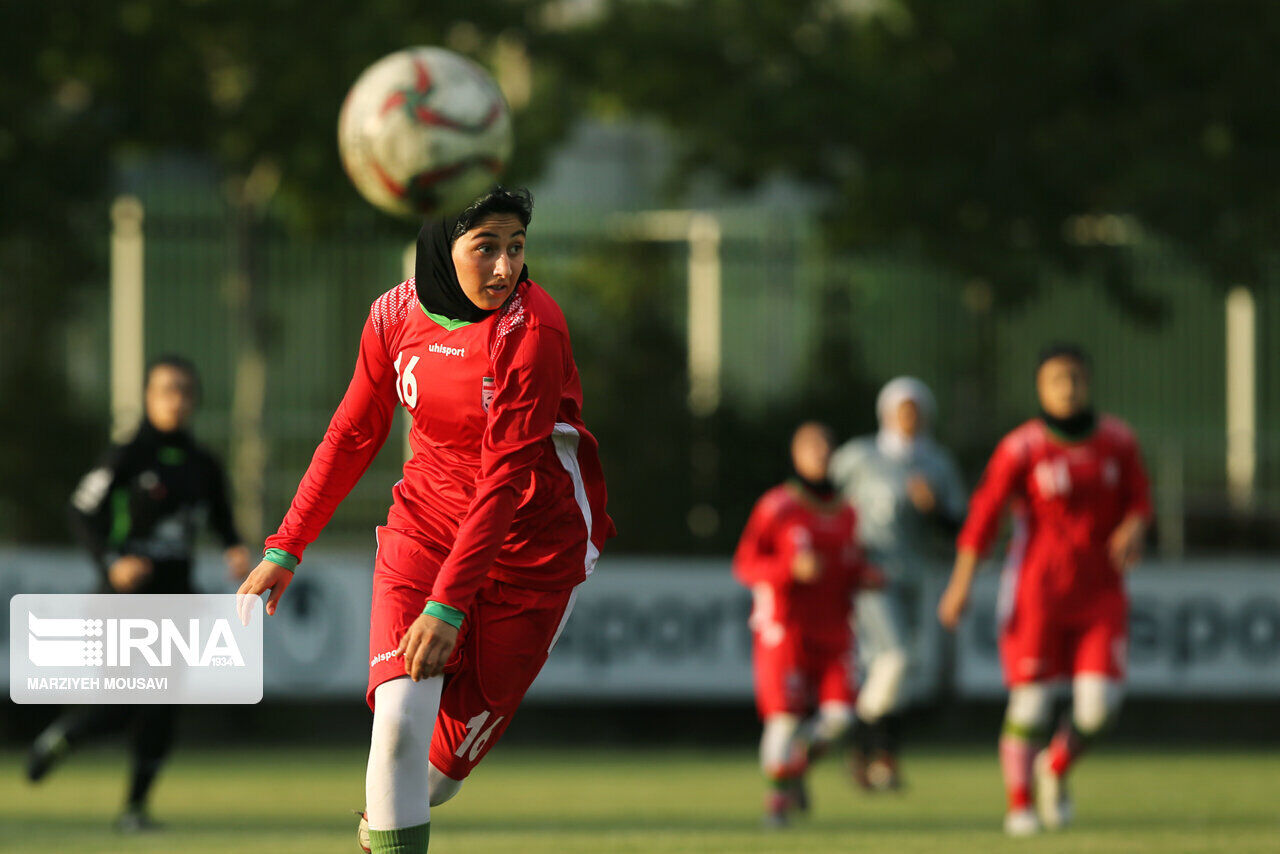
[355, 810, 372, 853]
[114, 807, 161, 833]
[1033, 749, 1073, 830]
[763, 790, 790, 829]
[1003, 807, 1041, 837]
[26, 727, 69, 783]
[867, 752, 902, 792]
[786, 775, 811, 815]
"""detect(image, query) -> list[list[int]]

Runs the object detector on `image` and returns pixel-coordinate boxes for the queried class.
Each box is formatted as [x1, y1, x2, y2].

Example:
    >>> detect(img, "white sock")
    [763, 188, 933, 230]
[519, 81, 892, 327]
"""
[428, 762, 463, 807]
[760, 713, 801, 776]
[810, 701, 855, 748]
[365, 676, 442, 831]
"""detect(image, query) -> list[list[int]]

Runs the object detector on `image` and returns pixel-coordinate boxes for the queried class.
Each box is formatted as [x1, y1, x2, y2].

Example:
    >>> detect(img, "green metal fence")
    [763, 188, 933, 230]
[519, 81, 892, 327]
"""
[87, 179, 1278, 555]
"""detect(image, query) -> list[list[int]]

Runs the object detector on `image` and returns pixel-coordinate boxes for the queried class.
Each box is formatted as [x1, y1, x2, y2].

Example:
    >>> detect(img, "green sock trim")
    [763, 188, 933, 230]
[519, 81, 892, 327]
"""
[368, 822, 430, 853]
[263, 548, 299, 571]
[1001, 719, 1048, 741]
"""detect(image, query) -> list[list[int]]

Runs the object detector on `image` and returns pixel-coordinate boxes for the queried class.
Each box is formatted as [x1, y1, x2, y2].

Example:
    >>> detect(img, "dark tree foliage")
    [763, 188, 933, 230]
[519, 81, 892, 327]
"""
[543, 0, 1280, 312]
[6, 0, 1276, 545]
[0, 0, 576, 540]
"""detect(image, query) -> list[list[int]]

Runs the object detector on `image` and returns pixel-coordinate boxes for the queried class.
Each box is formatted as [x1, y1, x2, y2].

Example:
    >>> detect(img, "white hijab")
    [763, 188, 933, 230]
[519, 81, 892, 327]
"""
[876, 376, 936, 462]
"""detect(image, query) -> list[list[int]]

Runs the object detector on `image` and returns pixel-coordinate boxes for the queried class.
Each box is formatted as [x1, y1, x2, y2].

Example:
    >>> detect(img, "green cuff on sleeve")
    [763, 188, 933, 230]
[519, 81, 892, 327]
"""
[263, 548, 299, 572]
[422, 600, 465, 629]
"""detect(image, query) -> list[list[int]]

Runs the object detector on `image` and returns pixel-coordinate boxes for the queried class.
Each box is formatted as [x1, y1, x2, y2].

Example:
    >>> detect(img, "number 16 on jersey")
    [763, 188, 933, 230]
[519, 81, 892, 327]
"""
[394, 352, 419, 409]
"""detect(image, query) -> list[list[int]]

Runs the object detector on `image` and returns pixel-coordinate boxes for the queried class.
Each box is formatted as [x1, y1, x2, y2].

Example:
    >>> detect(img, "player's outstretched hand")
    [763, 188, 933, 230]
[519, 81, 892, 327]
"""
[398, 614, 459, 681]
[236, 560, 294, 625]
[1109, 516, 1147, 572]
[937, 580, 970, 631]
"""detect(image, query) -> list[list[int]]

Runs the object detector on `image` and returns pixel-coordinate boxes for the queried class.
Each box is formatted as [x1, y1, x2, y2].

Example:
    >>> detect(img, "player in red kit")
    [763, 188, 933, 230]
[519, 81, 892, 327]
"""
[236, 187, 613, 854]
[734, 423, 881, 827]
[938, 344, 1151, 836]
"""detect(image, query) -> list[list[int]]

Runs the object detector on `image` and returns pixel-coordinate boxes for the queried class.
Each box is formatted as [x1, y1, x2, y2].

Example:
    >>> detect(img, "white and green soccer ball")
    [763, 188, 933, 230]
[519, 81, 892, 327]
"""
[338, 46, 514, 218]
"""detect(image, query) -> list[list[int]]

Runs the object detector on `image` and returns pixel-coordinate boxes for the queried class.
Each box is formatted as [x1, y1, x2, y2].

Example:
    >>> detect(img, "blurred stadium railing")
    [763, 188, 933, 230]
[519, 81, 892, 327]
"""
[70, 175, 1280, 556]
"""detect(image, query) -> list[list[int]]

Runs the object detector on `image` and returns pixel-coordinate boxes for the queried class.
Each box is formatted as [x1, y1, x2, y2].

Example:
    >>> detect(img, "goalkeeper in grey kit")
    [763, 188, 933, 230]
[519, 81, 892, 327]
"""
[829, 377, 967, 789]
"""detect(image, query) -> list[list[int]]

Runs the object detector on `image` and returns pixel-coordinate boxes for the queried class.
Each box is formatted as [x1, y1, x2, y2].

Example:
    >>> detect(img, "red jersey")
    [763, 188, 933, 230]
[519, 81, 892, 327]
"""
[266, 279, 614, 614]
[733, 482, 869, 648]
[957, 415, 1151, 615]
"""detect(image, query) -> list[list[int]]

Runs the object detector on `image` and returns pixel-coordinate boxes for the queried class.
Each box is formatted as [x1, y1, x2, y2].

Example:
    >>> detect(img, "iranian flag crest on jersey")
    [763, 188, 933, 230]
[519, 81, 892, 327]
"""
[482, 376, 495, 411]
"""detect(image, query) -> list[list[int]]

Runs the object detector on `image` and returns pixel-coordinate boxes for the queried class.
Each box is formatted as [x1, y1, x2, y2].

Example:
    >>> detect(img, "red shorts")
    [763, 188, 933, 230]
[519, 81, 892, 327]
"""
[1000, 596, 1127, 686]
[367, 528, 578, 779]
[752, 628, 857, 718]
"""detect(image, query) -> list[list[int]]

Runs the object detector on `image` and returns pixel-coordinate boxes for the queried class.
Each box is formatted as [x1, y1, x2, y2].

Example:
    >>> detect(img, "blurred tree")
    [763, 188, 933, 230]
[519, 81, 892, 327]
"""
[544, 0, 1280, 312]
[7, 0, 1277, 545]
[0, 0, 578, 541]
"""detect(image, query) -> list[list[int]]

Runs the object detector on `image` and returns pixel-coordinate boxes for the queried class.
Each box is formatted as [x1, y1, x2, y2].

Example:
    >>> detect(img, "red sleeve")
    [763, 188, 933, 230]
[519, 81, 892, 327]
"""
[264, 314, 397, 561]
[733, 493, 794, 587]
[956, 434, 1026, 556]
[428, 324, 567, 613]
[1121, 432, 1153, 522]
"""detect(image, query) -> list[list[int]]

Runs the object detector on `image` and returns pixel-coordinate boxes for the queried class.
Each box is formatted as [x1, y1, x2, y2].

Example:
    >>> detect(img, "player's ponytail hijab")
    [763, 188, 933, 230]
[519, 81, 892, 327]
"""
[414, 187, 532, 323]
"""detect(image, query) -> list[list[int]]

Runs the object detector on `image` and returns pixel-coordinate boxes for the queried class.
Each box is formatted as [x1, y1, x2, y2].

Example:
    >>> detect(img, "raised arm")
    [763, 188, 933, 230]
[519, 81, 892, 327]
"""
[1109, 429, 1153, 572]
[940, 434, 1025, 629]
[68, 443, 133, 583]
[733, 494, 789, 587]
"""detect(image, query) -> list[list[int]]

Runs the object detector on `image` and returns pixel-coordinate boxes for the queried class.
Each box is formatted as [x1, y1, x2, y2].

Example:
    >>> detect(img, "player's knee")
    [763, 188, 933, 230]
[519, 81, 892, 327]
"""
[815, 702, 855, 743]
[1073, 675, 1122, 735]
[760, 713, 801, 775]
[856, 648, 909, 722]
[1005, 682, 1052, 732]
[428, 763, 463, 807]
[371, 679, 437, 760]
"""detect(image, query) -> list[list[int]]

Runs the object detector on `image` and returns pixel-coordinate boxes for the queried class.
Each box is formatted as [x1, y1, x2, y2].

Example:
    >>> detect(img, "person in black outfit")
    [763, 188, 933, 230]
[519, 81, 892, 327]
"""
[26, 355, 252, 831]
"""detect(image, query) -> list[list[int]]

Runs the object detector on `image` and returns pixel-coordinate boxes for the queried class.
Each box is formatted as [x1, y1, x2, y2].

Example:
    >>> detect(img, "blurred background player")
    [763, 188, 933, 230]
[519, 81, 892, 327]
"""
[26, 355, 252, 830]
[938, 343, 1152, 836]
[734, 422, 881, 827]
[236, 187, 613, 854]
[830, 377, 967, 790]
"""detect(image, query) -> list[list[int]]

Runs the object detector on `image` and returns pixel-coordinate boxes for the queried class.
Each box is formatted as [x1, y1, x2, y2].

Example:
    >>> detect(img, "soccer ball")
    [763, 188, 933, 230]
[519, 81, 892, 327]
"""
[338, 47, 514, 218]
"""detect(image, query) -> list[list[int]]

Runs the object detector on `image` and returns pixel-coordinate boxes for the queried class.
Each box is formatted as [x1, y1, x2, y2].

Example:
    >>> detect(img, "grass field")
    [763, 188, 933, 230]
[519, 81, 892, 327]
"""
[1, 744, 1276, 853]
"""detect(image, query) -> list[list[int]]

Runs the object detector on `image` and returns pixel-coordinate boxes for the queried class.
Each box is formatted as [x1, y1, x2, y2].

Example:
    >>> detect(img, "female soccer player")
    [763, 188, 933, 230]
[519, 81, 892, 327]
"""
[735, 422, 881, 827]
[938, 344, 1150, 836]
[237, 187, 613, 854]
[30, 356, 251, 831]
[830, 377, 967, 790]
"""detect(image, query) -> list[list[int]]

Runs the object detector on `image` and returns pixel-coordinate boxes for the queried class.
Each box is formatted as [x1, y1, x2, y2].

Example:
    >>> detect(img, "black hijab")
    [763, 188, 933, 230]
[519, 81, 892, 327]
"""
[414, 215, 529, 324]
[1040, 407, 1097, 440]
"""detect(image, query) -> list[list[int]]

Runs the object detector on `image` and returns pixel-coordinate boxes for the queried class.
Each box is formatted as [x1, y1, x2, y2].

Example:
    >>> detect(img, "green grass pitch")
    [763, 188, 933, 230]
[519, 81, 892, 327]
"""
[2, 744, 1276, 853]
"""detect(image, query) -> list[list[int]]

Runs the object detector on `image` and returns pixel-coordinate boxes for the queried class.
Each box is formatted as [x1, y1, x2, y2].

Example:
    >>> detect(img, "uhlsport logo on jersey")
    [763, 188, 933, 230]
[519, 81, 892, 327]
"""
[429, 342, 466, 358]
[10, 595, 263, 705]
